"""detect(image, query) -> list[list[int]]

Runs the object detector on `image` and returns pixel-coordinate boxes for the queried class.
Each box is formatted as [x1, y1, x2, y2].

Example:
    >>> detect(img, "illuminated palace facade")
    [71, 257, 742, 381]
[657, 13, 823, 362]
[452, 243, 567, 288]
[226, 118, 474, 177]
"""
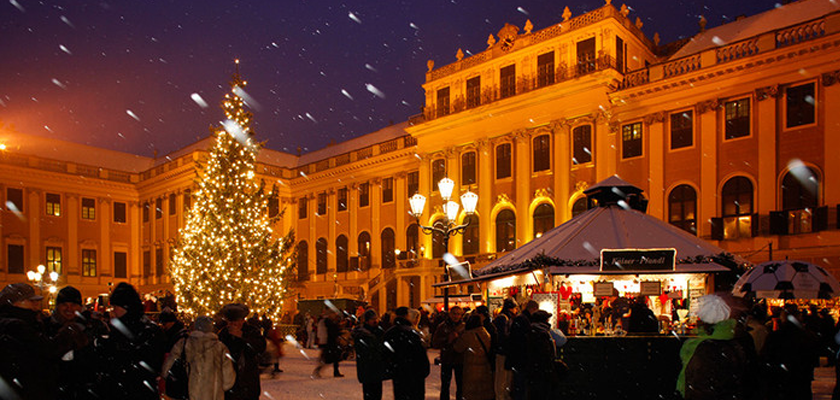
[2, 0, 840, 311]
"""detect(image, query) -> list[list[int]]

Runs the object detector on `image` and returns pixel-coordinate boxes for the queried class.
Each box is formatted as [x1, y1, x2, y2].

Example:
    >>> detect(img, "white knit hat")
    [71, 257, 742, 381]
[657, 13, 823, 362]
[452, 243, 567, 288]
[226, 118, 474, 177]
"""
[696, 294, 731, 324]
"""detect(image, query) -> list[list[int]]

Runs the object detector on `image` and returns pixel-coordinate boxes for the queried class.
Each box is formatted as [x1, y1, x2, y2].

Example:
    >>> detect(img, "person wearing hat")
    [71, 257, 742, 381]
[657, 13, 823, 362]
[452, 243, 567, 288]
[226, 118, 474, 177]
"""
[352, 308, 386, 400]
[218, 303, 266, 400]
[0, 282, 60, 399]
[159, 307, 187, 351]
[97, 282, 168, 400]
[524, 310, 561, 400]
[383, 306, 430, 400]
[677, 294, 754, 400]
[492, 298, 518, 400]
[162, 316, 235, 400]
[454, 313, 495, 400]
[507, 300, 538, 400]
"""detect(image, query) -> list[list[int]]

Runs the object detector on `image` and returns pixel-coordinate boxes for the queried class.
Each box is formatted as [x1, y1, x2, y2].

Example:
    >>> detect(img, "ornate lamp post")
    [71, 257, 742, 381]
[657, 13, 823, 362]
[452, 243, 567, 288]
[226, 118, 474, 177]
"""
[408, 177, 478, 311]
[27, 264, 59, 306]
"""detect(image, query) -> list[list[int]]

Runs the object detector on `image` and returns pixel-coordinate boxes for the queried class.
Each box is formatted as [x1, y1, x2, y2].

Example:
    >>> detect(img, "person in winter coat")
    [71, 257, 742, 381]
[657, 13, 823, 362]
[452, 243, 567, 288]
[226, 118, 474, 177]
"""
[304, 312, 315, 348]
[454, 314, 495, 400]
[432, 306, 466, 400]
[763, 304, 819, 400]
[524, 310, 559, 400]
[492, 298, 518, 400]
[507, 300, 538, 400]
[0, 282, 61, 400]
[159, 308, 187, 351]
[352, 309, 387, 400]
[219, 303, 266, 400]
[313, 309, 345, 378]
[162, 316, 235, 400]
[677, 294, 752, 400]
[97, 282, 168, 400]
[383, 307, 430, 400]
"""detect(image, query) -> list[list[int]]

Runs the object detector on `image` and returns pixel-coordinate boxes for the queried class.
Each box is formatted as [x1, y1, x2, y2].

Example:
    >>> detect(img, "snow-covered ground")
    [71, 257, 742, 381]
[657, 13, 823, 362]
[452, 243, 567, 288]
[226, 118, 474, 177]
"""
[259, 343, 442, 400]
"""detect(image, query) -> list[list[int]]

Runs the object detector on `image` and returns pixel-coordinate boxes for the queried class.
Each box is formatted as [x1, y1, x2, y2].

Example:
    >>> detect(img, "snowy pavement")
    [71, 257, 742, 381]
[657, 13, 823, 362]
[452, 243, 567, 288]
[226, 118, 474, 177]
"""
[259, 342, 441, 400]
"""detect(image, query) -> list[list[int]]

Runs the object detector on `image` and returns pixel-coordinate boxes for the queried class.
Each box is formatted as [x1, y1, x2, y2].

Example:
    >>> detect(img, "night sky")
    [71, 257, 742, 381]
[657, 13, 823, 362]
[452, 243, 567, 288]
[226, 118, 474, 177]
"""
[1, 0, 776, 157]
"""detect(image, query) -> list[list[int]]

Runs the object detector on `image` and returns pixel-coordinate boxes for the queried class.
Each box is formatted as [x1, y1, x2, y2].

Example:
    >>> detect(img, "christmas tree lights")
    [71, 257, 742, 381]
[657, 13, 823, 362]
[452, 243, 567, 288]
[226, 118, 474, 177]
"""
[170, 67, 295, 321]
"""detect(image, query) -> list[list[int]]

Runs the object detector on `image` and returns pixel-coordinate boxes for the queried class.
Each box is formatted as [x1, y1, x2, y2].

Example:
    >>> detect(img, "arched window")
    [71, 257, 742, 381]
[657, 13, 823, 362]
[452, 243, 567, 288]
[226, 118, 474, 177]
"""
[462, 214, 480, 255]
[571, 197, 588, 218]
[432, 220, 446, 258]
[533, 134, 551, 172]
[358, 232, 371, 270]
[668, 185, 697, 235]
[316, 238, 328, 274]
[533, 203, 554, 238]
[381, 228, 396, 269]
[296, 241, 309, 281]
[336, 235, 349, 273]
[782, 166, 820, 234]
[722, 177, 753, 239]
[406, 224, 419, 258]
[496, 210, 516, 252]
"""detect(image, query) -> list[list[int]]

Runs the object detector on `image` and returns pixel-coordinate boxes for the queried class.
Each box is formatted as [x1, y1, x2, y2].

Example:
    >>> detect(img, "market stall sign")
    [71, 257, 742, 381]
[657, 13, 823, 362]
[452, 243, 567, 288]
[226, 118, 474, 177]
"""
[600, 249, 676, 272]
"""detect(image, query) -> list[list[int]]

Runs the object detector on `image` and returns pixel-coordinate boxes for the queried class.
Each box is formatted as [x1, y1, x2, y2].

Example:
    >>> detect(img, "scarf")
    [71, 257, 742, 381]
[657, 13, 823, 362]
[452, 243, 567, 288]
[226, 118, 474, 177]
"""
[676, 318, 737, 397]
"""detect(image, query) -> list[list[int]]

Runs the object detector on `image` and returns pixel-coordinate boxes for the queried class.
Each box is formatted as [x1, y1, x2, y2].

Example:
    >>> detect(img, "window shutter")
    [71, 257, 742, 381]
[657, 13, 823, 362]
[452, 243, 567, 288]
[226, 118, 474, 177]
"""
[710, 217, 724, 241]
[813, 206, 828, 232]
[769, 211, 788, 235]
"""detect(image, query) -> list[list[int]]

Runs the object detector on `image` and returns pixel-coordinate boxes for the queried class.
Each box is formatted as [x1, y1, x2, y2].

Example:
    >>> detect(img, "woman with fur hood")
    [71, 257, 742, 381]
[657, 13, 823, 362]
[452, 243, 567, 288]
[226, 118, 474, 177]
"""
[163, 316, 236, 400]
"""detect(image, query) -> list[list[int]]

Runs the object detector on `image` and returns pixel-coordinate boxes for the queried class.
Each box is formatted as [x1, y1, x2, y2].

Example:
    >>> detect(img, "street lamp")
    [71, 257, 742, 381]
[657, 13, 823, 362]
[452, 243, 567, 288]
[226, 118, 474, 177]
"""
[408, 177, 478, 311]
[27, 264, 59, 305]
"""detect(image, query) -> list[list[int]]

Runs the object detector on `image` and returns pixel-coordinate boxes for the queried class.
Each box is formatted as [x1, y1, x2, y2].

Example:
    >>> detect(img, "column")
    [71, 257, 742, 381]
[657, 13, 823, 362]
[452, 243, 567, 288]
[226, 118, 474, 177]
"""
[477, 140, 493, 254]
[596, 121, 618, 181]
[348, 185, 358, 276]
[698, 100, 719, 237]
[99, 198, 111, 282]
[130, 202, 141, 280]
[755, 86, 779, 213]
[514, 131, 530, 246]
[307, 194, 316, 280]
[552, 120, 571, 223]
[371, 178, 382, 269]
[418, 156, 432, 258]
[27, 189, 40, 273]
[445, 147, 461, 255]
[824, 72, 840, 204]
[395, 172, 407, 254]
[66, 194, 79, 278]
[646, 112, 666, 220]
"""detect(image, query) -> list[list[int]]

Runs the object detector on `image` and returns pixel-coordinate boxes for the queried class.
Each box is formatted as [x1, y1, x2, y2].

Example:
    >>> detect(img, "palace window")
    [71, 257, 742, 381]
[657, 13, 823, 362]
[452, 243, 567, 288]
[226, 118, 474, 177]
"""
[113, 202, 127, 223]
[668, 185, 697, 235]
[81, 198, 95, 220]
[46, 247, 62, 274]
[496, 143, 512, 179]
[268, 196, 279, 218]
[143, 202, 150, 222]
[114, 252, 127, 279]
[437, 87, 450, 117]
[786, 82, 816, 128]
[616, 36, 625, 73]
[155, 198, 163, 219]
[316, 238, 327, 274]
[155, 248, 164, 276]
[383, 178, 394, 203]
[462, 152, 476, 185]
[572, 197, 588, 218]
[6, 188, 23, 212]
[336, 235, 348, 273]
[337, 188, 348, 211]
[358, 232, 371, 270]
[183, 190, 192, 212]
[782, 166, 819, 234]
[573, 125, 593, 165]
[537, 51, 555, 87]
[670, 111, 693, 149]
[7, 244, 24, 274]
[622, 122, 643, 158]
[82, 249, 97, 277]
[407, 171, 419, 196]
[466, 76, 481, 109]
[168, 193, 176, 215]
[500, 64, 516, 99]
[317, 192, 327, 215]
[46, 193, 61, 216]
[297, 241, 309, 281]
[577, 37, 596, 75]
[721, 177, 753, 239]
[533, 134, 551, 172]
[298, 197, 308, 219]
[406, 224, 419, 258]
[432, 159, 447, 185]
[143, 250, 151, 277]
[359, 183, 370, 207]
[496, 210, 516, 252]
[381, 228, 396, 269]
[533, 203, 554, 238]
[725, 98, 750, 139]
[462, 214, 480, 255]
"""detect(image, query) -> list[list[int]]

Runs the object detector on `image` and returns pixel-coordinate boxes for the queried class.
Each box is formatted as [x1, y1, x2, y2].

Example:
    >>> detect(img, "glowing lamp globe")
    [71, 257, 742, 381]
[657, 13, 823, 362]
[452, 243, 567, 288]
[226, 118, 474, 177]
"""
[409, 194, 427, 218]
[444, 201, 460, 222]
[438, 178, 455, 201]
[460, 191, 478, 214]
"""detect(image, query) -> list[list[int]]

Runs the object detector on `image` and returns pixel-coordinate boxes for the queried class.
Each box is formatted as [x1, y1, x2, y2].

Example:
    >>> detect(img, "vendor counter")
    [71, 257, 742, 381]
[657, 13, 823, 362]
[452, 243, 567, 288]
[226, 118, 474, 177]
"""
[556, 335, 688, 400]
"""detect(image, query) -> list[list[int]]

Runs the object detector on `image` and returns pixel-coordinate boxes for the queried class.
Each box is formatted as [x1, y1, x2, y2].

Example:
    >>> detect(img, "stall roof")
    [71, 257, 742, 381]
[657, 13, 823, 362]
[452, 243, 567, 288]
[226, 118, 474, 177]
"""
[438, 177, 747, 287]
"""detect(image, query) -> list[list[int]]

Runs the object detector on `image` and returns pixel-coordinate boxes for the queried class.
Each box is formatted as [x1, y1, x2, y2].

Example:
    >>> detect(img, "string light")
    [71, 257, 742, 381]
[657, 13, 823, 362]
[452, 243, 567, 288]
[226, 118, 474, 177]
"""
[169, 67, 295, 322]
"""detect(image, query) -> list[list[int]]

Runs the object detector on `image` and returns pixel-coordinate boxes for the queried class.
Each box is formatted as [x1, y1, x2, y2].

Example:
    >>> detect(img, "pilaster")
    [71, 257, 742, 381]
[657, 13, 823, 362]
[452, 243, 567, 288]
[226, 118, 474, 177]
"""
[395, 172, 407, 253]
[755, 86, 779, 213]
[27, 189, 40, 274]
[644, 112, 667, 219]
[514, 130, 530, 247]
[130, 202, 141, 280]
[698, 100, 719, 237]
[822, 71, 840, 205]
[597, 120, 617, 181]
[99, 198, 111, 280]
[327, 189, 336, 272]
[66, 194, 79, 277]
[371, 178, 382, 269]
[418, 156, 432, 258]
[552, 120, 571, 224]
[477, 139, 493, 253]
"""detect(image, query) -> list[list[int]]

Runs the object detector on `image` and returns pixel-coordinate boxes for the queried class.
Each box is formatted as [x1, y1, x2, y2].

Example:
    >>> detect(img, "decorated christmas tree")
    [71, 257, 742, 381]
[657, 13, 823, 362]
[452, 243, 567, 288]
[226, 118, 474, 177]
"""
[170, 64, 295, 321]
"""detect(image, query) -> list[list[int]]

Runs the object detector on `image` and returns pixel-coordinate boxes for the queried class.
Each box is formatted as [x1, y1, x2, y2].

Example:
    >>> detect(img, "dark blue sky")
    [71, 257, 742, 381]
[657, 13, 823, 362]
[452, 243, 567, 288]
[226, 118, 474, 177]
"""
[0, 0, 775, 157]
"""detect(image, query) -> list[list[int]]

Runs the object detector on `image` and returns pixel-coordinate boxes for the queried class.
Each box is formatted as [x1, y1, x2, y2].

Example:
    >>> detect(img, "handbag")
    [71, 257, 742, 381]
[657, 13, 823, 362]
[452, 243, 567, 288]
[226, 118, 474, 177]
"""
[166, 339, 190, 400]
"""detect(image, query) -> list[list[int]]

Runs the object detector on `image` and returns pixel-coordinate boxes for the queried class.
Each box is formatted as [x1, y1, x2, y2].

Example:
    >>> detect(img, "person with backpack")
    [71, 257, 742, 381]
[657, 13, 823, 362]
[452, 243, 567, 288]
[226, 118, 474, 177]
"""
[454, 314, 495, 400]
[218, 303, 265, 400]
[162, 316, 235, 400]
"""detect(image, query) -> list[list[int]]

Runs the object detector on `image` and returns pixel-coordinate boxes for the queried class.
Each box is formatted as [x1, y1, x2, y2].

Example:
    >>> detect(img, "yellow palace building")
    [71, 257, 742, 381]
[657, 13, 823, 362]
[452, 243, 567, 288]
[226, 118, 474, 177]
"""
[2, 0, 840, 312]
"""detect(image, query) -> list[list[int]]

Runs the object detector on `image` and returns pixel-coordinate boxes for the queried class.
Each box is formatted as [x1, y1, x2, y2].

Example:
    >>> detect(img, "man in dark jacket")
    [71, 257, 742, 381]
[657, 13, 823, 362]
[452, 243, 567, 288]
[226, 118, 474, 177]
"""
[524, 310, 558, 400]
[219, 303, 266, 400]
[97, 282, 168, 400]
[763, 304, 819, 400]
[313, 309, 345, 378]
[159, 308, 186, 351]
[492, 298, 518, 400]
[353, 309, 387, 400]
[383, 307, 429, 400]
[432, 306, 465, 400]
[507, 300, 538, 400]
[0, 282, 60, 400]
